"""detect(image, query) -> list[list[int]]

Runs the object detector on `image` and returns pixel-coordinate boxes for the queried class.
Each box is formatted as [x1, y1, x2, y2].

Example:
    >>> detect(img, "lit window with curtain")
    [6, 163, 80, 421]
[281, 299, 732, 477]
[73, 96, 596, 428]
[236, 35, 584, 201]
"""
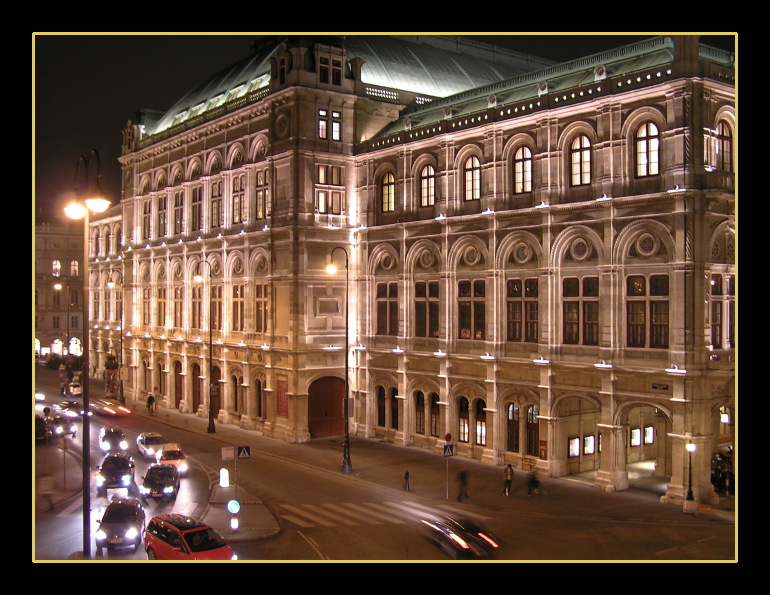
[381, 172, 395, 212]
[570, 134, 591, 186]
[475, 399, 487, 446]
[464, 156, 480, 200]
[513, 146, 532, 193]
[716, 120, 733, 173]
[635, 121, 660, 177]
[420, 164, 435, 206]
[458, 397, 470, 443]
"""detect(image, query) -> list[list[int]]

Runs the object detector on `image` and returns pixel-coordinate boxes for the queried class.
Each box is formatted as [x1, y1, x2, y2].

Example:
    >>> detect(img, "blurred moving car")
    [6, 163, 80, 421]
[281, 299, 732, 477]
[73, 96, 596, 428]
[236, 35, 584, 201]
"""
[46, 415, 77, 438]
[56, 400, 89, 417]
[99, 426, 128, 452]
[95, 497, 146, 552]
[136, 432, 166, 460]
[144, 514, 236, 560]
[95, 451, 136, 497]
[139, 464, 181, 499]
[91, 398, 131, 417]
[420, 514, 499, 559]
[67, 382, 83, 396]
[156, 443, 189, 476]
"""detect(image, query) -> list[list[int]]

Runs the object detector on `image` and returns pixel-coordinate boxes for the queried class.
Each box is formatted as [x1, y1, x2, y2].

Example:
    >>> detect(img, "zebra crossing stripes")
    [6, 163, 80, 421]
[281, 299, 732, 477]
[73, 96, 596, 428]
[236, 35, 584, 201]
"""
[279, 500, 490, 529]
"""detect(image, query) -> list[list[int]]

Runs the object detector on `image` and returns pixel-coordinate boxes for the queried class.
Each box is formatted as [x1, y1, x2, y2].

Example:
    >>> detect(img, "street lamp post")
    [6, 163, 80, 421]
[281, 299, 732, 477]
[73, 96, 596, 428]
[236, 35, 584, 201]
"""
[194, 260, 216, 433]
[683, 440, 697, 513]
[53, 278, 71, 359]
[64, 148, 111, 559]
[326, 247, 352, 473]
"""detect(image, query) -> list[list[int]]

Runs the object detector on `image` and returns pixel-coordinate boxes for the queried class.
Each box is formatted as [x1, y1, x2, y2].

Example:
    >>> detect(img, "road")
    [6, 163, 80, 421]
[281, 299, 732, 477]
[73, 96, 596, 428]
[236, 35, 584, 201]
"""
[34, 365, 736, 562]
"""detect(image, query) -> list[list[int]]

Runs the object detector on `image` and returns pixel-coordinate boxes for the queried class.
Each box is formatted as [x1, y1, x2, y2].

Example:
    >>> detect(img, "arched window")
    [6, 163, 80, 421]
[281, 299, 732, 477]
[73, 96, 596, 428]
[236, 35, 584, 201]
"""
[716, 121, 733, 173]
[526, 405, 540, 456]
[635, 121, 660, 177]
[458, 397, 470, 442]
[570, 134, 591, 186]
[381, 172, 395, 212]
[430, 393, 440, 437]
[475, 399, 487, 446]
[506, 403, 520, 452]
[464, 156, 481, 200]
[415, 391, 425, 435]
[419, 165, 435, 207]
[513, 146, 532, 193]
[52, 260, 61, 277]
[377, 386, 386, 427]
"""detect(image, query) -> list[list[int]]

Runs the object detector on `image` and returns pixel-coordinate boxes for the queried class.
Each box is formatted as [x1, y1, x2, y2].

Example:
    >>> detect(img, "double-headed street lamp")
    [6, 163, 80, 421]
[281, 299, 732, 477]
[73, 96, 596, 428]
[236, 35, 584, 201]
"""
[63, 148, 111, 559]
[326, 247, 352, 473]
[194, 260, 216, 434]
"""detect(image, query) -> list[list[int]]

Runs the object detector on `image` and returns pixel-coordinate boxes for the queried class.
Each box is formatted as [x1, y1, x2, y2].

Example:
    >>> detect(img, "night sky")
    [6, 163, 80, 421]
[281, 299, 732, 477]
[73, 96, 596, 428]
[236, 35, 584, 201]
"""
[33, 33, 736, 224]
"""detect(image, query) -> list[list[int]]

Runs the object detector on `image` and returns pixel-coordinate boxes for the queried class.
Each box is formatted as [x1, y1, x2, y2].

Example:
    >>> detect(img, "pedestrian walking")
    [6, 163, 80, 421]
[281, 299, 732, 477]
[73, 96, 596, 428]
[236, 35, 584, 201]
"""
[38, 473, 56, 511]
[404, 470, 410, 491]
[457, 470, 469, 502]
[147, 392, 156, 416]
[503, 463, 514, 496]
[527, 470, 540, 496]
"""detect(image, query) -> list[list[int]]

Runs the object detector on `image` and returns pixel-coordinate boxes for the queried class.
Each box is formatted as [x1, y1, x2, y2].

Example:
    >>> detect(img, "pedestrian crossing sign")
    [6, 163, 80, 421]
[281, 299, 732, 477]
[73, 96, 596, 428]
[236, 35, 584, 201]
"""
[238, 446, 251, 459]
[443, 444, 454, 457]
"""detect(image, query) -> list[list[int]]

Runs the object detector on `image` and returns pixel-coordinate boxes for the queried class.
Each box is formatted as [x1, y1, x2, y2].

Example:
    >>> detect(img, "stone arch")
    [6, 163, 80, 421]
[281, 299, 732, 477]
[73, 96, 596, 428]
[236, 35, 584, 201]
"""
[404, 238, 442, 275]
[497, 230, 543, 270]
[170, 164, 185, 187]
[154, 169, 168, 191]
[249, 247, 271, 277]
[709, 220, 735, 265]
[550, 224, 604, 268]
[205, 150, 224, 175]
[226, 143, 246, 170]
[447, 234, 488, 272]
[249, 134, 270, 162]
[187, 158, 203, 181]
[614, 219, 675, 265]
[368, 242, 400, 276]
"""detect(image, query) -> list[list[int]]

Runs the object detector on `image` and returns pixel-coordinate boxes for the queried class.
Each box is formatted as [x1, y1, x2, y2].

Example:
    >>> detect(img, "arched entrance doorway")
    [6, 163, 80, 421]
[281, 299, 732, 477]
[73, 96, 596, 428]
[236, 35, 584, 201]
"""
[191, 363, 201, 412]
[308, 377, 344, 438]
[173, 361, 182, 409]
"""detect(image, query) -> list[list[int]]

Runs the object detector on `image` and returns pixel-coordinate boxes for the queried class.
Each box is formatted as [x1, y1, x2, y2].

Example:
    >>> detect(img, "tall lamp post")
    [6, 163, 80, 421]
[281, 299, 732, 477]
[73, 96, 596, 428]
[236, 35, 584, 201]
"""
[194, 260, 216, 433]
[683, 440, 697, 513]
[64, 148, 111, 559]
[326, 247, 352, 473]
[53, 278, 71, 359]
[107, 280, 124, 404]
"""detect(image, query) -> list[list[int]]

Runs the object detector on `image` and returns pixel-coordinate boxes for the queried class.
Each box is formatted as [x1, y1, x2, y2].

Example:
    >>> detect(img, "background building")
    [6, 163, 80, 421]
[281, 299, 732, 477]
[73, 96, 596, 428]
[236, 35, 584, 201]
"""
[87, 34, 735, 507]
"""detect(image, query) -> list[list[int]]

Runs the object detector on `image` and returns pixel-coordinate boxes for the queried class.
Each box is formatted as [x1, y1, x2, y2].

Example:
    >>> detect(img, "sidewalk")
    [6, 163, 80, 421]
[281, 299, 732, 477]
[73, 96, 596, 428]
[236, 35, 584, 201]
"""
[35, 394, 735, 548]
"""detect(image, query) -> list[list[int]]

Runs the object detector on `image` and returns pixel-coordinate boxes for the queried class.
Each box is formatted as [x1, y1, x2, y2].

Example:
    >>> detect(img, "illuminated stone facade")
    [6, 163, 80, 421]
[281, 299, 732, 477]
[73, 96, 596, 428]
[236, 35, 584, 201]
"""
[89, 35, 735, 506]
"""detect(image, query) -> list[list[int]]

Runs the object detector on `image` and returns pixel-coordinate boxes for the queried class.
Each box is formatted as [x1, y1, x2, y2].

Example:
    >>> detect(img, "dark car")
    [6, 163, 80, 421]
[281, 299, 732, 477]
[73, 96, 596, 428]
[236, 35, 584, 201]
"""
[420, 514, 499, 559]
[95, 497, 146, 552]
[99, 425, 128, 452]
[46, 415, 77, 439]
[144, 514, 236, 560]
[57, 400, 89, 417]
[139, 464, 181, 499]
[95, 451, 136, 497]
[35, 415, 52, 444]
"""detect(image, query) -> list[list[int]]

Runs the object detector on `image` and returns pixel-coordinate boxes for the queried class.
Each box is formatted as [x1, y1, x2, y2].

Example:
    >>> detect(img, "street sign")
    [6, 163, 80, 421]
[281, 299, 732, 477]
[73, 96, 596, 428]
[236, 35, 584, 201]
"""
[445, 433, 452, 442]
[443, 444, 454, 457]
[221, 446, 235, 460]
[237, 446, 251, 459]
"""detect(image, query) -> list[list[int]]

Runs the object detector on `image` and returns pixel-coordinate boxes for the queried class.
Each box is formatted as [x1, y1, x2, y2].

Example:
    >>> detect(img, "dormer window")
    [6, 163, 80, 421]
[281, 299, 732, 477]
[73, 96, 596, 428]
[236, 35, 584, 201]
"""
[319, 56, 343, 85]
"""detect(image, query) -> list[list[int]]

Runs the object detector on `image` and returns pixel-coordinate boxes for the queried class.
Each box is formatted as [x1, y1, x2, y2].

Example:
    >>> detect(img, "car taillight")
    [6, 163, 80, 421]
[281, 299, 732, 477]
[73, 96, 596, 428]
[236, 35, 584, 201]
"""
[477, 532, 499, 548]
[449, 533, 470, 549]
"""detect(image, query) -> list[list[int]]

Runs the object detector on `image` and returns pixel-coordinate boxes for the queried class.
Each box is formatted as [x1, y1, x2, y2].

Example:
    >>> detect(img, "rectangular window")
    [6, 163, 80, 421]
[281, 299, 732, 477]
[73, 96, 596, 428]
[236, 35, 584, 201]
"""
[562, 277, 598, 345]
[212, 285, 223, 331]
[376, 282, 398, 336]
[255, 169, 269, 220]
[414, 281, 439, 338]
[627, 302, 646, 347]
[568, 436, 580, 458]
[650, 301, 669, 348]
[191, 186, 202, 231]
[583, 301, 599, 346]
[142, 288, 151, 326]
[563, 302, 579, 344]
[232, 174, 245, 224]
[157, 196, 167, 237]
[459, 417, 469, 443]
[142, 201, 151, 240]
[458, 280, 485, 340]
[318, 109, 328, 139]
[583, 435, 595, 455]
[232, 284, 245, 332]
[192, 286, 202, 329]
[211, 179, 223, 228]
[157, 287, 166, 327]
[630, 427, 642, 447]
[173, 287, 183, 328]
[174, 191, 184, 235]
[643, 426, 654, 445]
[476, 417, 487, 446]
[254, 283, 268, 333]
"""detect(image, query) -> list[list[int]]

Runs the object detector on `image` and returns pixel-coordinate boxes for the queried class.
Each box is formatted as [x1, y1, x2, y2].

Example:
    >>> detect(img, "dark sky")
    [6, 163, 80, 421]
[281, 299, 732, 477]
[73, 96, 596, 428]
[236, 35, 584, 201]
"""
[33, 33, 736, 224]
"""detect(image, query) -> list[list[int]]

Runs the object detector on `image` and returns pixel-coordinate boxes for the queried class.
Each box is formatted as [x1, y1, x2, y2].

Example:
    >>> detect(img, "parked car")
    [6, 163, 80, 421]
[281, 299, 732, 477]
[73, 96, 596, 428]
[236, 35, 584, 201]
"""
[139, 464, 181, 499]
[95, 451, 136, 497]
[144, 514, 236, 560]
[419, 513, 499, 559]
[46, 415, 77, 438]
[95, 497, 146, 552]
[35, 415, 52, 444]
[156, 443, 189, 476]
[99, 426, 128, 452]
[91, 398, 131, 417]
[136, 432, 166, 460]
[67, 382, 83, 396]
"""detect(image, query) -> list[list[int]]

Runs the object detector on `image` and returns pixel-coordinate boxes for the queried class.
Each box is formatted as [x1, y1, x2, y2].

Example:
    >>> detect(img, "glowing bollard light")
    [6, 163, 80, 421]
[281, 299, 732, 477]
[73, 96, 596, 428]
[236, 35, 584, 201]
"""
[220, 468, 230, 488]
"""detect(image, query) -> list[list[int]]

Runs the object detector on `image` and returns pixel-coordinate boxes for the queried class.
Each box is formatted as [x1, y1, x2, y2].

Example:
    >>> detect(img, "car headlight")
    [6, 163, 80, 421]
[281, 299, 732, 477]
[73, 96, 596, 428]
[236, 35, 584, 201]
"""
[100, 441, 109, 452]
[55, 427, 63, 435]
[121, 475, 131, 486]
[95, 474, 105, 486]
[125, 527, 138, 540]
[231, 554, 238, 560]
[119, 440, 128, 450]
[146, 448, 155, 456]
[178, 462, 188, 473]
[95, 529, 107, 540]
[139, 486, 150, 494]
[163, 485, 174, 494]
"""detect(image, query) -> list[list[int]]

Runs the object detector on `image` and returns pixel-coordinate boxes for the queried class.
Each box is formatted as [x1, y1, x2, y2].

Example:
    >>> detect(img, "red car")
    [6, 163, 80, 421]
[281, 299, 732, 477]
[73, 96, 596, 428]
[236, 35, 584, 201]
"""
[144, 514, 236, 560]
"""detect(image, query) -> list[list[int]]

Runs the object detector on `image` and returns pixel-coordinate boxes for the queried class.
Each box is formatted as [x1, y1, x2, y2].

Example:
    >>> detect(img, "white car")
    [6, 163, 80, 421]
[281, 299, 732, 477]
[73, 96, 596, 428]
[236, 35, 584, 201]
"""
[136, 432, 166, 460]
[67, 382, 83, 396]
[156, 443, 189, 476]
